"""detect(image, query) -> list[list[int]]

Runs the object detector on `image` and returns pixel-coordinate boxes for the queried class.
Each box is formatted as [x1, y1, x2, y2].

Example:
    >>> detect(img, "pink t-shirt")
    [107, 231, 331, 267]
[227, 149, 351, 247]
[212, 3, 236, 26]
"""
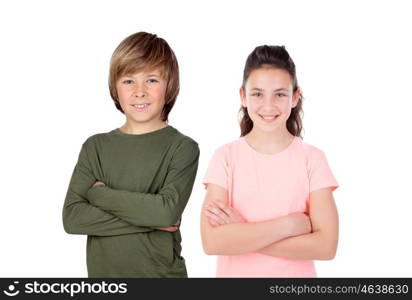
[203, 136, 339, 277]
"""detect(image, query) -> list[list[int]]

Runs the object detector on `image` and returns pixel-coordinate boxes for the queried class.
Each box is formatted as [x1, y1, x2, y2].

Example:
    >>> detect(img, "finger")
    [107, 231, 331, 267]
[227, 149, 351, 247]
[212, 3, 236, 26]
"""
[205, 210, 226, 225]
[204, 210, 222, 222]
[212, 203, 231, 223]
[206, 206, 230, 224]
[211, 199, 227, 210]
[156, 227, 170, 231]
[226, 207, 241, 219]
[204, 204, 218, 211]
[203, 205, 217, 215]
[224, 205, 243, 218]
[212, 200, 231, 216]
[214, 217, 225, 225]
[223, 207, 245, 223]
[208, 218, 219, 227]
[206, 205, 226, 218]
[161, 226, 178, 232]
[204, 204, 231, 224]
[93, 181, 105, 188]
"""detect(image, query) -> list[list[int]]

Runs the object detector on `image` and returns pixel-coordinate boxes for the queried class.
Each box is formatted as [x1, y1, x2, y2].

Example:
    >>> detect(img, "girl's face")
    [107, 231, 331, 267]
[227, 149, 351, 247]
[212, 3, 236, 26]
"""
[240, 67, 300, 134]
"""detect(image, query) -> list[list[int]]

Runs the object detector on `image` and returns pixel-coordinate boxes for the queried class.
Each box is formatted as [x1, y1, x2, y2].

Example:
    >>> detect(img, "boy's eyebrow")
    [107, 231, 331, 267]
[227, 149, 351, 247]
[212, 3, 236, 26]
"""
[120, 73, 161, 79]
[120, 74, 134, 78]
[273, 88, 289, 92]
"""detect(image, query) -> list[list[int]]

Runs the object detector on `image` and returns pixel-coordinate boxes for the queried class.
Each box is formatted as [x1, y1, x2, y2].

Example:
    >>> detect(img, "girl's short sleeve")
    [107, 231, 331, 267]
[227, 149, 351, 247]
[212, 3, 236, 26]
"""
[202, 146, 228, 190]
[307, 147, 339, 193]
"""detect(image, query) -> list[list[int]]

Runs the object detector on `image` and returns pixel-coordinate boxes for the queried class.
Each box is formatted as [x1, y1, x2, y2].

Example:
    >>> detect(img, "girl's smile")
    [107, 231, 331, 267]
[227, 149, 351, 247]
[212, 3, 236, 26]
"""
[258, 113, 280, 123]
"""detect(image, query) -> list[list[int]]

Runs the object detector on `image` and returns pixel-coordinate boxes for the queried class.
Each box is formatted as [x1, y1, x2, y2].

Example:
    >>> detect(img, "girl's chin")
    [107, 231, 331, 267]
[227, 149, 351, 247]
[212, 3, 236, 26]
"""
[250, 117, 283, 128]
[251, 120, 286, 133]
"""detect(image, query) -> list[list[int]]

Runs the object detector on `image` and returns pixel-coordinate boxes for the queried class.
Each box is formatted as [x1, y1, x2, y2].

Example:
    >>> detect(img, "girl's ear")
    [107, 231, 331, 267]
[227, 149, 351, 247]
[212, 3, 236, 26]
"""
[240, 87, 247, 107]
[292, 88, 301, 108]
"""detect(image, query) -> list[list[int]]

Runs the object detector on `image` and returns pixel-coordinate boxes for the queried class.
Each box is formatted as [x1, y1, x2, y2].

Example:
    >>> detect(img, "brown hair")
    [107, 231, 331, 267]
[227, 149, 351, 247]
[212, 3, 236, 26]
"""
[108, 32, 179, 121]
[239, 45, 304, 137]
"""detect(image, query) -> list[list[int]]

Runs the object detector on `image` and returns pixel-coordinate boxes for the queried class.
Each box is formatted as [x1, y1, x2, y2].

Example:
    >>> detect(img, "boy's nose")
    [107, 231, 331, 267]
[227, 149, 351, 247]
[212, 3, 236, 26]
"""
[134, 91, 146, 97]
[133, 85, 147, 97]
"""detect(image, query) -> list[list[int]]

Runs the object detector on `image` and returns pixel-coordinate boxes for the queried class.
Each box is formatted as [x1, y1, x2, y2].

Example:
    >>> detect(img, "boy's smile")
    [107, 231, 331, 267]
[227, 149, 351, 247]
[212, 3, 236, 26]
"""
[131, 103, 151, 111]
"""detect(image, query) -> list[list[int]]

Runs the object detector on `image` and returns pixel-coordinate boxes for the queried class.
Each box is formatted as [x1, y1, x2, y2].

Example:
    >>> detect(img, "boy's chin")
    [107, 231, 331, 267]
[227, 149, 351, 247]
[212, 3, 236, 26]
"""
[125, 114, 162, 125]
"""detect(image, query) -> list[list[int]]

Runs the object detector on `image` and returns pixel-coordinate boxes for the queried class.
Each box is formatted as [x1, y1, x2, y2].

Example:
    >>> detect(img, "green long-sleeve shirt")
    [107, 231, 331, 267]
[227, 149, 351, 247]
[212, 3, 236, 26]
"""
[62, 126, 199, 277]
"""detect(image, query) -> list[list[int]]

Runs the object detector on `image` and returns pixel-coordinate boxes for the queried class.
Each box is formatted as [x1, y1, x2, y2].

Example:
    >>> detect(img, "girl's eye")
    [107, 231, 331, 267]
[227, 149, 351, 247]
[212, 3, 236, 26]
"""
[122, 79, 134, 84]
[147, 78, 159, 83]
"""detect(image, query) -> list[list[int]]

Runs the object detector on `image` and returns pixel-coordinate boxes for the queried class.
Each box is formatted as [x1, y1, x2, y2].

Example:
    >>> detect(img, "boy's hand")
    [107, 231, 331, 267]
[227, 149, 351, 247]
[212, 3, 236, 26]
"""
[91, 181, 106, 188]
[204, 199, 246, 227]
[156, 219, 181, 232]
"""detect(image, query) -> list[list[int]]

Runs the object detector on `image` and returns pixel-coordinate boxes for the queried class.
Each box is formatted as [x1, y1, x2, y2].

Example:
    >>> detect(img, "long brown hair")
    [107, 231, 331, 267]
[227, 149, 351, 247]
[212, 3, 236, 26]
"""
[239, 45, 303, 137]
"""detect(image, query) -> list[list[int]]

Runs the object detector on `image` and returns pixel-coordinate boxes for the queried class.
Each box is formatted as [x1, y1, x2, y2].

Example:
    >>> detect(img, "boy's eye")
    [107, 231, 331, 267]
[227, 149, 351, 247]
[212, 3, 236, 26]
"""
[275, 93, 287, 97]
[252, 92, 263, 97]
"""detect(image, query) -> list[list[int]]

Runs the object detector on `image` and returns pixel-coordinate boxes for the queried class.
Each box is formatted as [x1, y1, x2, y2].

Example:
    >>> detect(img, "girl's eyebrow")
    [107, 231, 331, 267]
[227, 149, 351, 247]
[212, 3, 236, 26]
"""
[250, 87, 289, 92]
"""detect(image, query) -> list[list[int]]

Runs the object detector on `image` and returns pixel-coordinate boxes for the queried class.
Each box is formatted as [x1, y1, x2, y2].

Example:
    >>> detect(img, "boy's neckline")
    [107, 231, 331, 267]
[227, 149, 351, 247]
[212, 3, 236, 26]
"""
[112, 125, 174, 138]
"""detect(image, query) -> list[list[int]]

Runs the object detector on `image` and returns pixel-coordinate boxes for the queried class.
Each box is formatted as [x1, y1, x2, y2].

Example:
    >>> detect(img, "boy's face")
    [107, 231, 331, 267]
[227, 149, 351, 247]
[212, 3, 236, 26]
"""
[116, 68, 167, 127]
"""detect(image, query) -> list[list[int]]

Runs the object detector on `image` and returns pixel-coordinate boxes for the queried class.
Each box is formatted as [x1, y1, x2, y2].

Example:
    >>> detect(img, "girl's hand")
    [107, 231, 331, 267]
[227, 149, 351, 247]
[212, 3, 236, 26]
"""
[204, 200, 246, 227]
[156, 219, 180, 232]
[285, 213, 312, 236]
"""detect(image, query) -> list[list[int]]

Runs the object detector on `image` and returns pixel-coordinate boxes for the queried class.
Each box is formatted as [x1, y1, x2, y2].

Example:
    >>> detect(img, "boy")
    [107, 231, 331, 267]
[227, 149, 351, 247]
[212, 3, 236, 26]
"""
[62, 32, 199, 277]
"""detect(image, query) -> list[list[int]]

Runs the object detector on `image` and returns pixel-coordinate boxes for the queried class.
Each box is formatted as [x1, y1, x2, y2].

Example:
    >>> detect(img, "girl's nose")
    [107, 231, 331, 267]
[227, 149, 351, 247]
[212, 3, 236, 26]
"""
[262, 95, 275, 107]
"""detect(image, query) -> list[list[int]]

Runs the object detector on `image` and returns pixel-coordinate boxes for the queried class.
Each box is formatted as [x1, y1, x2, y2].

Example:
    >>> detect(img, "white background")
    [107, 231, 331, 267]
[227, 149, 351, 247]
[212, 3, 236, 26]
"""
[1, 0, 411, 277]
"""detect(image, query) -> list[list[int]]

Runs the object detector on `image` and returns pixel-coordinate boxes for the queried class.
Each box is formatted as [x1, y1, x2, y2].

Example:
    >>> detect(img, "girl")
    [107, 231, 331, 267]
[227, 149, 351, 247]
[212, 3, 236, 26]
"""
[201, 45, 339, 277]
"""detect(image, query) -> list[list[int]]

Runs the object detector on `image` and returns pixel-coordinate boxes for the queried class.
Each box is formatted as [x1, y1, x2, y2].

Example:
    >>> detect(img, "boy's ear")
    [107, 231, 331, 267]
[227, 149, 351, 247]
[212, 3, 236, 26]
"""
[240, 87, 247, 108]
